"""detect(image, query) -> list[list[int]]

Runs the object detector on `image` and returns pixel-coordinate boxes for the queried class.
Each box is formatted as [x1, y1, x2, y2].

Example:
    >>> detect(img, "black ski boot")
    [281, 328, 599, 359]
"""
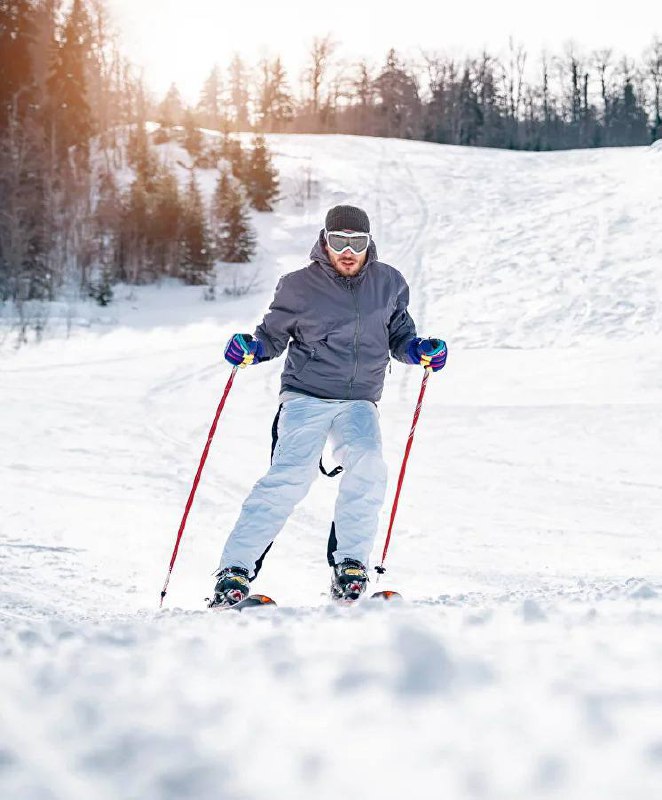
[330, 558, 368, 604]
[208, 566, 250, 608]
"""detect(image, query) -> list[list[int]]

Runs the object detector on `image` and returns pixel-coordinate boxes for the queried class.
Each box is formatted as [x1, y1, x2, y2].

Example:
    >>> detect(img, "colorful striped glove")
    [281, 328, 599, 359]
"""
[406, 337, 447, 372]
[224, 333, 264, 368]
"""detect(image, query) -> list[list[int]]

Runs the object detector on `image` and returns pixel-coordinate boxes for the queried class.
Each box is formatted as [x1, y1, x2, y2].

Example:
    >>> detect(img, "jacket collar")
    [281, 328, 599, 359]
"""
[309, 229, 377, 286]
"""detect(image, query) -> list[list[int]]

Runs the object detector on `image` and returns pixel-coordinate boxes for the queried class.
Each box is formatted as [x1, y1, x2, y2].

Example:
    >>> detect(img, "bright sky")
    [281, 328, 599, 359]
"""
[107, 0, 660, 101]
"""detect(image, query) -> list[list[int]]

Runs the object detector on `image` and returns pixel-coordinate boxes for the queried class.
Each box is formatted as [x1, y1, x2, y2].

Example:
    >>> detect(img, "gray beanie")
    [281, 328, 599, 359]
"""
[325, 205, 370, 233]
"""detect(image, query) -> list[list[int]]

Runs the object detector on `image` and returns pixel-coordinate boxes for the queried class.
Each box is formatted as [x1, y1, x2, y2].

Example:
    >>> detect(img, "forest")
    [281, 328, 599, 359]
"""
[1, 0, 661, 336]
[0, 0, 278, 336]
[190, 35, 661, 149]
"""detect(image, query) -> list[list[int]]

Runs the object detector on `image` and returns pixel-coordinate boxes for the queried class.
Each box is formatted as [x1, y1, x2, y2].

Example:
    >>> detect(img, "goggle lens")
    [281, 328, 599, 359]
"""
[326, 232, 370, 254]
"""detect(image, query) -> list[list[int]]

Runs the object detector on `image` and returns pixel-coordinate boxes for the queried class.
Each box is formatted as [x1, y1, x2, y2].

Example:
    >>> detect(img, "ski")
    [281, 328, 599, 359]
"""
[209, 593, 277, 611]
[209, 592, 402, 610]
[229, 594, 277, 611]
[370, 590, 403, 601]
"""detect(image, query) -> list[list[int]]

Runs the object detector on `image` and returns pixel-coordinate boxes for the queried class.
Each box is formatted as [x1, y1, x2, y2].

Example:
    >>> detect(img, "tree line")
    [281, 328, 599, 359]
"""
[181, 35, 661, 149]
[0, 0, 278, 335]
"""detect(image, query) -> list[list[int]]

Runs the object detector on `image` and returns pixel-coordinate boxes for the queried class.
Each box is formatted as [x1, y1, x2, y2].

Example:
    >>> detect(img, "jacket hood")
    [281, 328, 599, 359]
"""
[309, 229, 378, 282]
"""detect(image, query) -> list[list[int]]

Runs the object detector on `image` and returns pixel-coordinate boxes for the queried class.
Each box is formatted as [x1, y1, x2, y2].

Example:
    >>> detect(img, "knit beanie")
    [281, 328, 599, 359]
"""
[324, 205, 370, 233]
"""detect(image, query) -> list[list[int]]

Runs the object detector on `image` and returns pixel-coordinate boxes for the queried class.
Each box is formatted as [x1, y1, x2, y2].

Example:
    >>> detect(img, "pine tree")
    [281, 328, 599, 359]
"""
[0, 109, 50, 301]
[127, 121, 157, 186]
[180, 172, 212, 284]
[621, 76, 649, 145]
[227, 54, 250, 131]
[0, 0, 38, 130]
[198, 64, 225, 130]
[211, 168, 256, 263]
[121, 175, 149, 283]
[183, 108, 203, 158]
[47, 0, 93, 162]
[0, 0, 49, 303]
[92, 167, 122, 292]
[373, 48, 420, 139]
[159, 82, 183, 129]
[150, 165, 182, 275]
[220, 132, 245, 181]
[245, 134, 278, 211]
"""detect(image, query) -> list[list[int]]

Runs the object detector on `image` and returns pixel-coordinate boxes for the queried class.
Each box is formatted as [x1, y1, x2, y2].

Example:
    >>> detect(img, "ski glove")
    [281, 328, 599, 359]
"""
[406, 337, 447, 372]
[224, 333, 264, 368]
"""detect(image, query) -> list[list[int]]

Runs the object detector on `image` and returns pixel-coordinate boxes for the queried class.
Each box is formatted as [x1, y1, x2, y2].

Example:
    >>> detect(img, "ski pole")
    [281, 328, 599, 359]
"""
[159, 366, 239, 607]
[375, 366, 432, 576]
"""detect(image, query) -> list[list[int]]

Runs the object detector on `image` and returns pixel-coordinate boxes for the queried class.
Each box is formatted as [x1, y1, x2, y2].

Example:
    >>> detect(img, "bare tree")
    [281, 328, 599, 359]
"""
[645, 38, 662, 139]
[593, 48, 614, 124]
[304, 34, 337, 127]
[255, 55, 293, 133]
[506, 37, 528, 120]
[349, 58, 376, 134]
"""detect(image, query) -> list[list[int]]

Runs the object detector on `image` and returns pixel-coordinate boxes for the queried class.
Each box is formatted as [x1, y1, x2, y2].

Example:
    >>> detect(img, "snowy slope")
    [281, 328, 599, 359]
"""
[1, 136, 662, 800]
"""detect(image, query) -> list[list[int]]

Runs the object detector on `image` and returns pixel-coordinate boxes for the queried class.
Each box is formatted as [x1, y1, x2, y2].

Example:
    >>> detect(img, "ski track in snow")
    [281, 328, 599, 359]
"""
[1, 136, 662, 800]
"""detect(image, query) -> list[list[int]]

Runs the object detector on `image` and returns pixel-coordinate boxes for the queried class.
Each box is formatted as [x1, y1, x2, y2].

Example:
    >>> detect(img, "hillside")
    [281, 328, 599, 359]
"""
[1, 135, 661, 800]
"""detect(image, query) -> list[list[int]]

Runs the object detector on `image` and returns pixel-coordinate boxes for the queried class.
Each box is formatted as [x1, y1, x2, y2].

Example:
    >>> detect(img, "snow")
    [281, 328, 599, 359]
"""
[1, 135, 662, 800]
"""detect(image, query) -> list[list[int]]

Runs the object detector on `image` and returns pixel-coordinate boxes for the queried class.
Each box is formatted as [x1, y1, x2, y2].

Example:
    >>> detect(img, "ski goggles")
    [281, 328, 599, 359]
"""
[324, 230, 371, 255]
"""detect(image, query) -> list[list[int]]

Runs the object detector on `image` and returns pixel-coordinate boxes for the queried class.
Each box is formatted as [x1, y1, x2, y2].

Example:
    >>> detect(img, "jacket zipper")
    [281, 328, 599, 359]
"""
[347, 282, 360, 399]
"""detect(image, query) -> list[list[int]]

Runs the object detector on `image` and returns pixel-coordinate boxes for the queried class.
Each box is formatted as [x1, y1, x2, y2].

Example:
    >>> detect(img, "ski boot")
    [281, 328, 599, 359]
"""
[208, 566, 250, 608]
[330, 558, 368, 604]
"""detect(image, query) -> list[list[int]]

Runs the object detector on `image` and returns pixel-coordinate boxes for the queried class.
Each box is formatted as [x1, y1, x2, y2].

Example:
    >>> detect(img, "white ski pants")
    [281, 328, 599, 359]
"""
[219, 394, 388, 576]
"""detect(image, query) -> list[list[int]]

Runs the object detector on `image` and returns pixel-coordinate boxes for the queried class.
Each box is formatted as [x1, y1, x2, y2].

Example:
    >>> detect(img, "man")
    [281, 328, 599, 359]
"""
[211, 204, 446, 606]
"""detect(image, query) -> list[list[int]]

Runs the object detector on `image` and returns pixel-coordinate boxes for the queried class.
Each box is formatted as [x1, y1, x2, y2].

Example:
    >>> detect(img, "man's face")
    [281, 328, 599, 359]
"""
[325, 230, 368, 277]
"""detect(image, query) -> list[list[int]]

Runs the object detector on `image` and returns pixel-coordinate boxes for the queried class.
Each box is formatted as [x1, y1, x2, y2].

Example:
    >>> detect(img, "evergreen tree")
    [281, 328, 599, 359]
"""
[0, 109, 49, 301]
[0, 0, 49, 304]
[0, 0, 38, 130]
[150, 165, 182, 274]
[183, 108, 203, 159]
[606, 63, 650, 146]
[47, 0, 93, 162]
[220, 132, 245, 180]
[198, 64, 225, 130]
[93, 167, 122, 287]
[127, 121, 157, 187]
[211, 167, 256, 263]
[180, 171, 212, 284]
[121, 175, 149, 283]
[159, 82, 184, 129]
[373, 49, 420, 139]
[227, 53, 250, 130]
[245, 134, 278, 211]
[621, 76, 649, 144]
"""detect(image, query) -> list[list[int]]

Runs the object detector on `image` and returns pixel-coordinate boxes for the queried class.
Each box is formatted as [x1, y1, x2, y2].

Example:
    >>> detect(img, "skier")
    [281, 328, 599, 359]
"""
[210, 205, 447, 606]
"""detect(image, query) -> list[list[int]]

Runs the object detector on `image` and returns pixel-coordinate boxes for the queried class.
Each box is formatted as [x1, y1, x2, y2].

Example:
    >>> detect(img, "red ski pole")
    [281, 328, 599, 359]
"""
[375, 366, 432, 576]
[159, 366, 239, 607]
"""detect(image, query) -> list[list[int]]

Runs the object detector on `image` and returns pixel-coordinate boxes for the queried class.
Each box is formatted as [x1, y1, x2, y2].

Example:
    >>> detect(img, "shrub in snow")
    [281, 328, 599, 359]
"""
[88, 271, 114, 306]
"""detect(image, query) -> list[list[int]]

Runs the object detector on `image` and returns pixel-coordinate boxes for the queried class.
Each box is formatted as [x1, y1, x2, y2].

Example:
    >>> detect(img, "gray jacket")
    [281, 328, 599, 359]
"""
[254, 230, 417, 403]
